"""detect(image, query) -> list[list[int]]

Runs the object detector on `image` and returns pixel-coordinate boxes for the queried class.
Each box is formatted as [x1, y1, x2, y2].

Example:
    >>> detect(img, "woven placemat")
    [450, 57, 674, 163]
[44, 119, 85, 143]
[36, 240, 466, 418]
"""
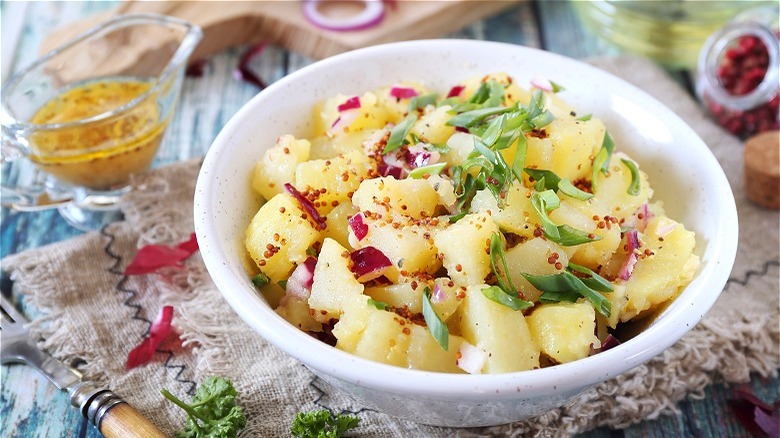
[2, 56, 778, 437]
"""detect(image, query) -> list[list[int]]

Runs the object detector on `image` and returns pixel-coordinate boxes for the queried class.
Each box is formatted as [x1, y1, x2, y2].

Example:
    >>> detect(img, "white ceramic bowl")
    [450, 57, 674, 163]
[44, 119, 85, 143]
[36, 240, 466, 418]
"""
[194, 40, 738, 427]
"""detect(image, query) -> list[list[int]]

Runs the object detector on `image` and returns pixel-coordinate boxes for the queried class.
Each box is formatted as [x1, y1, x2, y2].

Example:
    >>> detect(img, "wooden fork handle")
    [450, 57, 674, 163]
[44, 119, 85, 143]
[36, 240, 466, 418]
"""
[70, 383, 167, 437]
[99, 402, 168, 438]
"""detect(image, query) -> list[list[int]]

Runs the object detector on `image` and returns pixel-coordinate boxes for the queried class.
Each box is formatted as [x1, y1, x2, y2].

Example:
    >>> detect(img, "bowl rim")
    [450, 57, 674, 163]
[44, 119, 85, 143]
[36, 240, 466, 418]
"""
[194, 39, 739, 400]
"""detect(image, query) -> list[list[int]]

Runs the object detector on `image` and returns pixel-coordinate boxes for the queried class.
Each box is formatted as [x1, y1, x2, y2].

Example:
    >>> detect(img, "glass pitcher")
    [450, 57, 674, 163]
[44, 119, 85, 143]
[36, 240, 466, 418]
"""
[1, 13, 202, 230]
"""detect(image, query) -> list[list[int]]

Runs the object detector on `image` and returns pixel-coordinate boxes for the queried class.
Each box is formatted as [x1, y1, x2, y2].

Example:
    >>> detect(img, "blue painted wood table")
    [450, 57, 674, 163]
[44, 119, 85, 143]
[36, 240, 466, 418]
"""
[1, 1, 777, 437]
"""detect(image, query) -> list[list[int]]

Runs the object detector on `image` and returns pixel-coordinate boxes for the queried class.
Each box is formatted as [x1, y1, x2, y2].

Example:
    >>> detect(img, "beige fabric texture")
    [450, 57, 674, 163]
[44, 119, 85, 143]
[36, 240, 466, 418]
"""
[2, 56, 778, 438]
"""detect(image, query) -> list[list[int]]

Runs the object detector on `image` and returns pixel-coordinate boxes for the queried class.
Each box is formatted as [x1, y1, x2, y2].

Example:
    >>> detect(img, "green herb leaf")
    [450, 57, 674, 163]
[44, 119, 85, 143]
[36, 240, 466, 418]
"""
[291, 409, 360, 438]
[539, 290, 580, 303]
[511, 134, 528, 180]
[482, 285, 533, 311]
[251, 272, 270, 289]
[422, 287, 449, 351]
[558, 178, 593, 200]
[162, 376, 246, 438]
[409, 93, 438, 112]
[408, 162, 447, 179]
[550, 81, 566, 93]
[524, 168, 561, 190]
[575, 114, 592, 121]
[567, 262, 613, 292]
[447, 106, 513, 128]
[530, 190, 561, 240]
[483, 80, 506, 108]
[277, 280, 288, 289]
[621, 157, 641, 196]
[557, 225, 602, 246]
[527, 89, 545, 118]
[467, 81, 490, 104]
[383, 113, 418, 154]
[522, 271, 611, 317]
[367, 298, 390, 310]
[530, 110, 555, 128]
[591, 131, 616, 192]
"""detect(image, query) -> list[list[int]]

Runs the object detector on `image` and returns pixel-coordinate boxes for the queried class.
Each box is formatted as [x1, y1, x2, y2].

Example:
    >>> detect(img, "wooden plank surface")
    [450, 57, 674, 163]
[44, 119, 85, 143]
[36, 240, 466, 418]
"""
[1, 2, 777, 437]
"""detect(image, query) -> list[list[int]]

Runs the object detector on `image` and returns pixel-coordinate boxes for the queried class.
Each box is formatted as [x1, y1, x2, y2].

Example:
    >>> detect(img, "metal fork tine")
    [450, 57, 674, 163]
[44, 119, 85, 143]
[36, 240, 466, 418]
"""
[0, 294, 27, 324]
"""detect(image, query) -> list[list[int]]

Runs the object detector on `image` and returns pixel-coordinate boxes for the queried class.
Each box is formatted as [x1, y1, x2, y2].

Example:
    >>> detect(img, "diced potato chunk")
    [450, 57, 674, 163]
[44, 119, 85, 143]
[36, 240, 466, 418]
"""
[295, 150, 370, 215]
[251, 135, 310, 200]
[353, 308, 412, 367]
[321, 92, 393, 135]
[411, 105, 456, 144]
[246, 193, 322, 282]
[456, 284, 539, 373]
[276, 297, 321, 332]
[332, 300, 372, 353]
[548, 197, 621, 269]
[527, 301, 599, 364]
[351, 177, 439, 218]
[374, 81, 428, 123]
[434, 213, 497, 286]
[619, 217, 700, 322]
[407, 324, 465, 373]
[354, 217, 440, 281]
[470, 183, 540, 237]
[504, 238, 569, 303]
[323, 202, 357, 249]
[444, 132, 476, 166]
[525, 117, 606, 182]
[308, 238, 364, 322]
[592, 154, 653, 221]
[308, 131, 374, 160]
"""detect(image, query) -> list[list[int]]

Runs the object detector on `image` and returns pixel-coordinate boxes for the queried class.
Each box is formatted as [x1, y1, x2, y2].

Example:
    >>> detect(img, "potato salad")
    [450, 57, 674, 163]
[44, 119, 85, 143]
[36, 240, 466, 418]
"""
[245, 73, 700, 374]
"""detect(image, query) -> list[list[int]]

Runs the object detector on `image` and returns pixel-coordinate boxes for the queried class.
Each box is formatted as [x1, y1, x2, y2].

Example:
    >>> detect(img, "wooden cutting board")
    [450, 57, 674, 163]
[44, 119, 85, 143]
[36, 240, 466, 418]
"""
[42, 0, 522, 63]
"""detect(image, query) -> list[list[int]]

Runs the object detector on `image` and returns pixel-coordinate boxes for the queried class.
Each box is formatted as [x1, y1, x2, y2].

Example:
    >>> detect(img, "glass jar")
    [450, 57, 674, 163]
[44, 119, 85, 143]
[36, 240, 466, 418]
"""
[695, 6, 779, 138]
[574, 1, 767, 69]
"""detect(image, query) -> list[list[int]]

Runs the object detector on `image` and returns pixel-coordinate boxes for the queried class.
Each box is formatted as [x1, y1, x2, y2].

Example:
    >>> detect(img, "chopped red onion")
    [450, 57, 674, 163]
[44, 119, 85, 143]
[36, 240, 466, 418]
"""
[618, 230, 640, 281]
[446, 85, 465, 98]
[378, 152, 407, 178]
[599, 334, 621, 352]
[233, 43, 267, 89]
[284, 183, 327, 230]
[350, 246, 392, 282]
[185, 59, 209, 77]
[389, 86, 418, 99]
[655, 219, 677, 238]
[331, 109, 360, 131]
[302, 0, 386, 32]
[530, 75, 553, 92]
[456, 341, 487, 374]
[454, 126, 470, 133]
[378, 162, 403, 179]
[431, 284, 446, 304]
[337, 96, 361, 112]
[286, 256, 317, 300]
[634, 203, 654, 233]
[126, 306, 175, 370]
[348, 213, 369, 241]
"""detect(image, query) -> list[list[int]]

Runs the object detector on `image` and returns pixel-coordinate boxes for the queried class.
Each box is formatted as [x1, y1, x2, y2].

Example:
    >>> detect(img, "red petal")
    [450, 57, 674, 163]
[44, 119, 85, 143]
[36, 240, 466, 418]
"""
[126, 306, 175, 370]
[124, 234, 199, 276]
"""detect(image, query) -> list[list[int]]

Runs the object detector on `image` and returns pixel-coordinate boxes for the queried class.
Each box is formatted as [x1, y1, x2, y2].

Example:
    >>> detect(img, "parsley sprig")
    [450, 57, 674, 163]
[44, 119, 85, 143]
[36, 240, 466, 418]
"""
[291, 410, 360, 438]
[162, 376, 246, 438]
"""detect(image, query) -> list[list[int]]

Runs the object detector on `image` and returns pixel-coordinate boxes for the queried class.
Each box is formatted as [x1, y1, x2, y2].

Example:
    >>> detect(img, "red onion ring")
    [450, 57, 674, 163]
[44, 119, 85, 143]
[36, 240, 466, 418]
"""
[234, 43, 267, 89]
[302, 0, 386, 32]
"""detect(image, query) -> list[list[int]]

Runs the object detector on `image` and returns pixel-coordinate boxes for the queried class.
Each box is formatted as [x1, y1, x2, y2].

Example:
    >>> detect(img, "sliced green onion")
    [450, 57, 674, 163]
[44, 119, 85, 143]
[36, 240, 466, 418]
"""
[383, 113, 418, 154]
[576, 114, 592, 121]
[467, 81, 490, 104]
[550, 81, 565, 93]
[422, 287, 449, 351]
[483, 80, 505, 108]
[447, 106, 512, 128]
[530, 110, 555, 128]
[488, 232, 514, 292]
[621, 158, 641, 196]
[409, 93, 438, 112]
[524, 168, 561, 190]
[251, 272, 270, 289]
[277, 280, 288, 289]
[523, 271, 611, 317]
[558, 178, 594, 200]
[557, 224, 602, 246]
[591, 131, 616, 192]
[481, 285, 533, 311]
[567, 262, 613, 292]
[367, 298, 390, 310]
[527, 89, 545, 118]
[427, 143, 450, 154]
[539, 290, 580, 303]
[511, 134, 528, 181]
[408, 162, 447, 179]
[530, 190, 561, 240]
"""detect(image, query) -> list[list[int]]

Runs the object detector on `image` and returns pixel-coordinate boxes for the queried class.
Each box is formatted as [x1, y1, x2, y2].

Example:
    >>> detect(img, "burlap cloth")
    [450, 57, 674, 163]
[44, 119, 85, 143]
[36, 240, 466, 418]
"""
[2, 56, 778, 437]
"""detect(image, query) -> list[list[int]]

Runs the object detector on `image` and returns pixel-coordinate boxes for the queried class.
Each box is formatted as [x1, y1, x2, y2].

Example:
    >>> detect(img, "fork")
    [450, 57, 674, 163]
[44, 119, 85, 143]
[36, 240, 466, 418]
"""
[1, 294, 167, 438]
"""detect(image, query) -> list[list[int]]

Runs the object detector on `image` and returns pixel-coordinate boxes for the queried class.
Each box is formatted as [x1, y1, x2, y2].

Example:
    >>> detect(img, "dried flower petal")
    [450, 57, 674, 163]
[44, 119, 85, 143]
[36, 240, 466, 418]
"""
[123, 233, 199, 275]
[126, 306, 175, 370]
